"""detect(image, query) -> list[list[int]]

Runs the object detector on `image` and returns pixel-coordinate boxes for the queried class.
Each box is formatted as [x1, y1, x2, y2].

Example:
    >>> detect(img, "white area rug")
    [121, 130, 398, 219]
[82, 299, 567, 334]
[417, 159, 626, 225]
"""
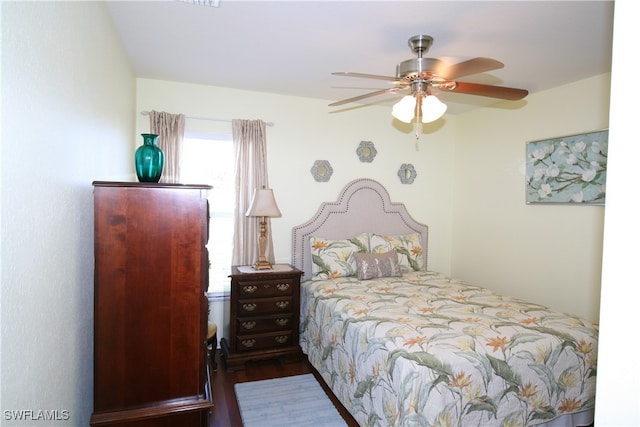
[234, 374, 347, 427]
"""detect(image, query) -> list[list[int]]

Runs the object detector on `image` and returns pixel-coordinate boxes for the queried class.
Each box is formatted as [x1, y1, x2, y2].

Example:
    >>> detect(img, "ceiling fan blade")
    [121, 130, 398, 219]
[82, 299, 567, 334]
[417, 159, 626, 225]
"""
[329, 87, 404, 106]
[438, 57, 504, 79]
[332, 72, 402, 84]
[445, 81, 528, 100]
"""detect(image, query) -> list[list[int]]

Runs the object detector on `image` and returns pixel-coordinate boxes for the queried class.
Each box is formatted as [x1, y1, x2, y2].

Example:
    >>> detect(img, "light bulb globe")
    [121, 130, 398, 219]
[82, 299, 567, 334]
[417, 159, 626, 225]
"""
[421, 95, 447, 123]
[392, 95, 416, 123]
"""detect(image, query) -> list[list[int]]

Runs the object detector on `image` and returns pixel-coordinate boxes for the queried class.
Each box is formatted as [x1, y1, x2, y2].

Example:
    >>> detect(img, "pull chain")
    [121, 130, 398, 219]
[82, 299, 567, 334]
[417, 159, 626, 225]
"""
[414, 113, 421, 151]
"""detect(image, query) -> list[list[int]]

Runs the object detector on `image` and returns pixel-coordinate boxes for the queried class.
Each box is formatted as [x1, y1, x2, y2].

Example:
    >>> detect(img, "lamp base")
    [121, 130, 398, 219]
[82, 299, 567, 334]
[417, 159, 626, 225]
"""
[252, 260, 273, 270]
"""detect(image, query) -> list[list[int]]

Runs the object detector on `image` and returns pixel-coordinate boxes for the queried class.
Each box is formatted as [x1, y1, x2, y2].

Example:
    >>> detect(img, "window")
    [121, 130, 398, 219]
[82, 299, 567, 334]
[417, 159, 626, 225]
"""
[181, 134, 234, 295]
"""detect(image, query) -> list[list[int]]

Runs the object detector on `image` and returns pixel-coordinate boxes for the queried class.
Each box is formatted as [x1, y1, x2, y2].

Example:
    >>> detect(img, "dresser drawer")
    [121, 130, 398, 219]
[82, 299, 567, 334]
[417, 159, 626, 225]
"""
[235, 331, 295, 352]
[236, 278, 295, 298]
[235, 314, 294, 334]
[236, 296, 293, 316]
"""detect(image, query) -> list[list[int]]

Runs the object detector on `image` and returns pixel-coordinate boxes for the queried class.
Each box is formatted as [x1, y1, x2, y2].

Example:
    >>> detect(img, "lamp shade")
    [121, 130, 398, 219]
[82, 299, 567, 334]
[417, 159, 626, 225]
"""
[245, 188, 282, 218]
[421, 95, 447, 123]
[391, 95, 416, 123]
[392, 93, 447, 124]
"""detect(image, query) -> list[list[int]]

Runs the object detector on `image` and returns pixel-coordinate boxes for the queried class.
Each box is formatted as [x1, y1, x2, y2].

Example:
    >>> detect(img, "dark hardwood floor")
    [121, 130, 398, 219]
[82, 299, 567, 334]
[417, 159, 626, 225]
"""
[209, 350, 360, 427]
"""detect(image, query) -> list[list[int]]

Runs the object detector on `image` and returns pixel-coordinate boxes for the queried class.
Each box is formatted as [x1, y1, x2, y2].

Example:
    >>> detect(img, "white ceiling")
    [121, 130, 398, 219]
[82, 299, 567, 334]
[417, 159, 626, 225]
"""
[106, 0, 615, 115]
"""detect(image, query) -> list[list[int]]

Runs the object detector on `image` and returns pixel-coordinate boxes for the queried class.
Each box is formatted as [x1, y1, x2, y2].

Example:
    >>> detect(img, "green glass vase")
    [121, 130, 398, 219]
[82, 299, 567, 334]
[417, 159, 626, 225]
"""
[135, 133, 164, 183]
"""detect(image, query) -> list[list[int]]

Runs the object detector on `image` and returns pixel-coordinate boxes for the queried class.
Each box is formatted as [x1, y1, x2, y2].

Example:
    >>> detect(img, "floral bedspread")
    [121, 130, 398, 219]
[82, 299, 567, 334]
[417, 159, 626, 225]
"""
[300, 271, 598, 427]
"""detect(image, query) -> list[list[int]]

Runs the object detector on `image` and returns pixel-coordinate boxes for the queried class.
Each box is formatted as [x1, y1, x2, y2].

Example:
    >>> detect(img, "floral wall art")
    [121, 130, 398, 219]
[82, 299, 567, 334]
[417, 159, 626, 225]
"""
[525, 130, 608, 204]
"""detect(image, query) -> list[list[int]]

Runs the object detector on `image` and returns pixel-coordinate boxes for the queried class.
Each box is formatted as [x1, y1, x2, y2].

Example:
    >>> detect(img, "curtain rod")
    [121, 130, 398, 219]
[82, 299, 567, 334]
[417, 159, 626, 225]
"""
[140, 110, 274, 127]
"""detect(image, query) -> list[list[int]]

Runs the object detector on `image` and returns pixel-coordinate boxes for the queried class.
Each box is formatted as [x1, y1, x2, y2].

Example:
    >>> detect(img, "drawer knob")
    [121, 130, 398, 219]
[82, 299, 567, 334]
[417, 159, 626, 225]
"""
[242, 285, 258, 294]
[241, 321, 256, 330]
[241, 339, 256, 348]
[242, 303, 257, 312]
[275, 318, 289, 326]
[275, 335, 289, 344]
[275, 301, 289, 309]
[277, 283, 290, 292]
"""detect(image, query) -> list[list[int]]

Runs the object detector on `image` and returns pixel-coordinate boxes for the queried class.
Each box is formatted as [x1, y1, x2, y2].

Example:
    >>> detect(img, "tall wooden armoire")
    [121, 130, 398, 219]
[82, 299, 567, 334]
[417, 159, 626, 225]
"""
[91, 182, 214, 427]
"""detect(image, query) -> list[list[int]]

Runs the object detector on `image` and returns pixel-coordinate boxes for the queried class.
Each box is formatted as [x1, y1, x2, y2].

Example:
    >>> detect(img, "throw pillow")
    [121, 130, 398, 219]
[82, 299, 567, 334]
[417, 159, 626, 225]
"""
[354, 250, 402, 280]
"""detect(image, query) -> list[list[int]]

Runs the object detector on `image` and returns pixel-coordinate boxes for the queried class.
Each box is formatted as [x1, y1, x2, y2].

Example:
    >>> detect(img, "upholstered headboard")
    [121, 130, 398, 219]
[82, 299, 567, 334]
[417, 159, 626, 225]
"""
[291, 178, 428, 280]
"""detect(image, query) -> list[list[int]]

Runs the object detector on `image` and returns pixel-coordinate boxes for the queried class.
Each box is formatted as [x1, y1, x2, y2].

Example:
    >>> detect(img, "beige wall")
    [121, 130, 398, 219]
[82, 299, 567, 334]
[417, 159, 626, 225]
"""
[136, 79, 457, 274]
[137, 75, 608, 322]
[1, 2, 135, 425]
[452, 74, 611, 322]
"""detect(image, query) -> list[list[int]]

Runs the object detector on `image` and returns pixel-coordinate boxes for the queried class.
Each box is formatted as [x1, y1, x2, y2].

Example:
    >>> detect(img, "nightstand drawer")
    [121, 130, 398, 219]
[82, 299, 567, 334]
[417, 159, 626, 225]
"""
[237, 296, 293, 316]
[235, 314, 294, 334]
[236, 279, 295, 297]
[235, 331, 295, 352]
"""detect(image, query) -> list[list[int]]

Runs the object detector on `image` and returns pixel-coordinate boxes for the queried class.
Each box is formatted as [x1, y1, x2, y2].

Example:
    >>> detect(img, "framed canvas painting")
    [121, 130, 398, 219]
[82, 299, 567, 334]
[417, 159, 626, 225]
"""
[525, 129, 608, 204]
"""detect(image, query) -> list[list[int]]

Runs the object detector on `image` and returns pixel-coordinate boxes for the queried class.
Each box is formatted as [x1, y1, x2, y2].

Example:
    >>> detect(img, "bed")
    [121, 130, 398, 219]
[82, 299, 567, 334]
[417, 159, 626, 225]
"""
[292, 178, 597, 427]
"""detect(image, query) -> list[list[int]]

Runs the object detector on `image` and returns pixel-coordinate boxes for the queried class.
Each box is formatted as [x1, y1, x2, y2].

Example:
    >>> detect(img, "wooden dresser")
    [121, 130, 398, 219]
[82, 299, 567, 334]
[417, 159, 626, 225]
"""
[91, 182, 214, 427]
[221, 265, 304, 370]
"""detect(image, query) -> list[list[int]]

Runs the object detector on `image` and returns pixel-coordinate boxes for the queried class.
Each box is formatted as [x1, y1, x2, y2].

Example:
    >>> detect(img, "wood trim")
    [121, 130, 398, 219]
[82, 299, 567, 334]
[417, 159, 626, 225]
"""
[90, 394, 213, 426]
[92, 181, 211, 190]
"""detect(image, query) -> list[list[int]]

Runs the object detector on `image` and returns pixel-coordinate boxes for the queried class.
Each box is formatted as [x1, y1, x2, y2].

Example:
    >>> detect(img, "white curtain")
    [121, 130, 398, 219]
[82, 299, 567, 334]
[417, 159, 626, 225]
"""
[231, 119, 274, 266]
[149, 110, 185, 183]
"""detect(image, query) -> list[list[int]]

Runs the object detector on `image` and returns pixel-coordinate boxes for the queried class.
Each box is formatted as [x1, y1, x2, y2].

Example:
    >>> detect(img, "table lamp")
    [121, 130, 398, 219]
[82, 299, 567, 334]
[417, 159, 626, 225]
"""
[245, 188, 281, 270]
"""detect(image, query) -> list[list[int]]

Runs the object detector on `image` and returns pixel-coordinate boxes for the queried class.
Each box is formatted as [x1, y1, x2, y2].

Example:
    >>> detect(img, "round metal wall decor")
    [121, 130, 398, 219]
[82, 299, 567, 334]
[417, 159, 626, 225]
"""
[356, 141, 377, 163]
[398, 163, 417, 184]
[311, 160, 334, 182]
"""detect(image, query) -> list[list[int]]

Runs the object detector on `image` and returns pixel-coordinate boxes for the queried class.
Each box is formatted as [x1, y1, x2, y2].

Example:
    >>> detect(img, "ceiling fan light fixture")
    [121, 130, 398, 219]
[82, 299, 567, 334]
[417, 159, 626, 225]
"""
[392, 95, 416, 123]
[330, 34, 528, 133]
[421, 94, 447, 123]
[392, 93, 446, 124]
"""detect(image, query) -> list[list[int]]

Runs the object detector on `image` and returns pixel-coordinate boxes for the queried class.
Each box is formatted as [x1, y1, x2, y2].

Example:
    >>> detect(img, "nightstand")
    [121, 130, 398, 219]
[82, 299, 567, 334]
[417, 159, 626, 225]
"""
[220, 264, 304, 370]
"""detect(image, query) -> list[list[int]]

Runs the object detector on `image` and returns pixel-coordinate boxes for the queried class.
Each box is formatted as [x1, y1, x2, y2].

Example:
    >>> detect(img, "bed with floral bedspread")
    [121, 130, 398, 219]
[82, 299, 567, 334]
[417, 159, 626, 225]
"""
[292, 178, 597, 427]
[300, 270, 598, 427]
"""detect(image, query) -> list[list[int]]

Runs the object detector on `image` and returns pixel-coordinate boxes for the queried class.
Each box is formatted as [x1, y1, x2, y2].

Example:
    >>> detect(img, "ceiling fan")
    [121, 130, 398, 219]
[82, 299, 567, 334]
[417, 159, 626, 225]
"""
[330, 35, 528, 124]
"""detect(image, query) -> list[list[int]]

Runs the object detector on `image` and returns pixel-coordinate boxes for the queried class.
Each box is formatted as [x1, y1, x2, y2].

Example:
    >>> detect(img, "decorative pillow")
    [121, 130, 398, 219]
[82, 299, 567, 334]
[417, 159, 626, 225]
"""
[369, 233, 424, 272]
[309, 233, 369, 278]
[354, 250, 402, 280]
